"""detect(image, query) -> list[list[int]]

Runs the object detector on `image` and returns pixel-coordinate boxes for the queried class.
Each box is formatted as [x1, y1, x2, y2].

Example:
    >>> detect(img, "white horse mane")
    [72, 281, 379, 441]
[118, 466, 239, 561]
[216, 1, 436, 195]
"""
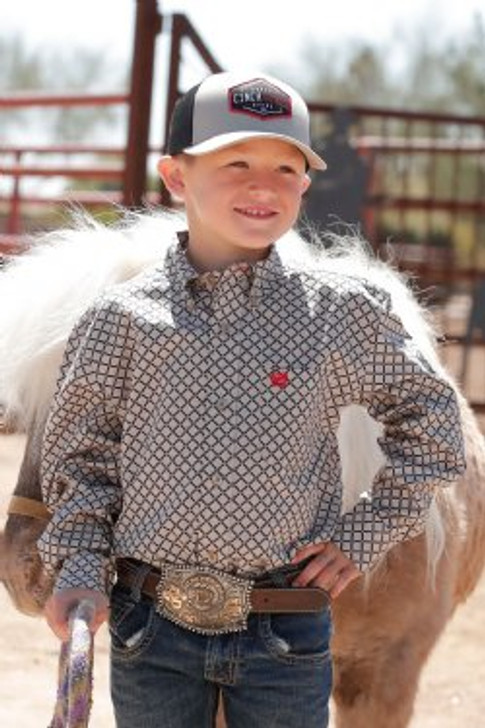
[0, 208, 184, 426]
[0, 208, 451, 573]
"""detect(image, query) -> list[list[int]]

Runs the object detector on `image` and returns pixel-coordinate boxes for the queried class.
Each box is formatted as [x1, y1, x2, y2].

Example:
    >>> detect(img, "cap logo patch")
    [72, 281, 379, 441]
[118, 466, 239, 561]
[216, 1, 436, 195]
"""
[229, 79, 292, 120]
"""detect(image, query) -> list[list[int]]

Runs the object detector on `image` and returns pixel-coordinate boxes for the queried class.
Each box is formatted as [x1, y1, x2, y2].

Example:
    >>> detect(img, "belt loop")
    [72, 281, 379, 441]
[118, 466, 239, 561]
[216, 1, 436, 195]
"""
[130, 561, 153, 602]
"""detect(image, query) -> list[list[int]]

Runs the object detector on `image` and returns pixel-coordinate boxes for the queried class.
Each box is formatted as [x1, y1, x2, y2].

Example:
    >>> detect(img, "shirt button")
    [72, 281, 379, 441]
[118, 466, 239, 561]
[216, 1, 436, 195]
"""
[217, 396, 231, 412]
[185, 297, 195, 312]
[209, 475, 220, 486]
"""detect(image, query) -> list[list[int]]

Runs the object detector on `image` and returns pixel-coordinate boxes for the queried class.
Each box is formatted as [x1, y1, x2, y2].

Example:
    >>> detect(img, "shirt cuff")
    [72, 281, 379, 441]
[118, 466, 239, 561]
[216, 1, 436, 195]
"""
[53, 551, 113, 596]
[331, 504, 399, 572]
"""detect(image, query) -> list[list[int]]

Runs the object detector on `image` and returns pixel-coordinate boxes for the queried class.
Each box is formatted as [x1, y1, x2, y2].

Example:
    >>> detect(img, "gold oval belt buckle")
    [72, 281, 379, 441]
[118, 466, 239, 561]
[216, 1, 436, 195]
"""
[156, 564, 253, 635]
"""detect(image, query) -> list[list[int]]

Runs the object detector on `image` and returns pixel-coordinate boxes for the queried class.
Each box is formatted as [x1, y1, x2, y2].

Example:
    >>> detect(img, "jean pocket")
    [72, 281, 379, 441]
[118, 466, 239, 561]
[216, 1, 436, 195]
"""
[259, 610, 332, 665]
[109, 584, 157, 660]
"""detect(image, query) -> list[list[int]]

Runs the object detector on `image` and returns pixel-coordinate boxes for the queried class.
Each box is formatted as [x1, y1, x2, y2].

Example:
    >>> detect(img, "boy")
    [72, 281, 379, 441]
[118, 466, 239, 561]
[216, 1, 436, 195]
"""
[39, 71, 465, 727]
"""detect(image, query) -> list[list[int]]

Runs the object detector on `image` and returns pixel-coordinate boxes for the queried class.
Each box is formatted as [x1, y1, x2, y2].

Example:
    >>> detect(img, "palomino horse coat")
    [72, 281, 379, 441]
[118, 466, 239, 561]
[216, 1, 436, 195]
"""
[1, 212, 484, 728]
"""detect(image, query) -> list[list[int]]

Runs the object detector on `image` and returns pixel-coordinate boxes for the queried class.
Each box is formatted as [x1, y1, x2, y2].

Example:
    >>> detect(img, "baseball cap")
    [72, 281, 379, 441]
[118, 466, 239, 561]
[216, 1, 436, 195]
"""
[166, 71, 326, 170]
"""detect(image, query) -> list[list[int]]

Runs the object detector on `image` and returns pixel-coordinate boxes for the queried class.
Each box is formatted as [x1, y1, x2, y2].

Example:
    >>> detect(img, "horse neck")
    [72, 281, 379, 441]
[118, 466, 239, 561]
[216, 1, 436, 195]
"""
[13, 410, 47, 501]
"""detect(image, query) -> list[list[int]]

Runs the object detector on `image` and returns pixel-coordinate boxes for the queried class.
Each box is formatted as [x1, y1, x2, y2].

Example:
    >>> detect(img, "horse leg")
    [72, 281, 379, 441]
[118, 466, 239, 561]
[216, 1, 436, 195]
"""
[332, 628, 440, 728]
[331, 534, 457, 728]
[1, 411, 52, 614]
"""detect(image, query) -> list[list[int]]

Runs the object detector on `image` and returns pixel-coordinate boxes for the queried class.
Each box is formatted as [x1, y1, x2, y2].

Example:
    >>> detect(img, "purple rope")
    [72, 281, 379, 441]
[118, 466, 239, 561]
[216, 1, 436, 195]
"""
[50, 600, 95, 728]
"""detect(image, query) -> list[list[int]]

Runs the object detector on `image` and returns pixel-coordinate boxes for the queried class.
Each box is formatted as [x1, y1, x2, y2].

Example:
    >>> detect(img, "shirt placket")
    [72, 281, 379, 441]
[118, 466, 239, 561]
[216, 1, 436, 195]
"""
[187, 272, 249, 567]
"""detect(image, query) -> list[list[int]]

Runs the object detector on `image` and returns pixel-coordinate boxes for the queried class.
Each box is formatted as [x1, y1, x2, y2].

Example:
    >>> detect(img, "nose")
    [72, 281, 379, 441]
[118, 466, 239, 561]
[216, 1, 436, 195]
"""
[246, 170, 276, 198]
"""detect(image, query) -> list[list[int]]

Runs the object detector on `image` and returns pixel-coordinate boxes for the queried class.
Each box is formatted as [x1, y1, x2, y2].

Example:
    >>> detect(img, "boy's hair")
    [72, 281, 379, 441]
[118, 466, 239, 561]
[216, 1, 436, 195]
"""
[166, 71, 326, 171]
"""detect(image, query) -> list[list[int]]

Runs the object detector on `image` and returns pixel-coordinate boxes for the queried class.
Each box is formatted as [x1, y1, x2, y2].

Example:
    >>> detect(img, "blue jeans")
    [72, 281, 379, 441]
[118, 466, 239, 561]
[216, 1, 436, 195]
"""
[109, 579, 333, 727]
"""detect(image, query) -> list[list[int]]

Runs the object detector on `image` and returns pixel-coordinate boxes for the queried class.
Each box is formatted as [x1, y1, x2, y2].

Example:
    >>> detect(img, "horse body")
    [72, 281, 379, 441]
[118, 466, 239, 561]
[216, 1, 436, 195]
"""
[1, 213, 485, 727]
[332, 395, 485, 727]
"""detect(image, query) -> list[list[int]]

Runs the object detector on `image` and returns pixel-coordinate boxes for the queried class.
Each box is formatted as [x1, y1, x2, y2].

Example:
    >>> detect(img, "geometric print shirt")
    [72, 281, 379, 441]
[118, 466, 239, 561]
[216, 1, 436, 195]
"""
[37, 233, 466, 595]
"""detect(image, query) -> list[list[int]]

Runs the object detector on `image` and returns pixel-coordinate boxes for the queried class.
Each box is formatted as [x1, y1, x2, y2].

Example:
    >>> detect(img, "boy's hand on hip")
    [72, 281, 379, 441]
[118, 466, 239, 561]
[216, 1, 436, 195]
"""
[44, 587, 110, 641]
[291, 542, 360, 599]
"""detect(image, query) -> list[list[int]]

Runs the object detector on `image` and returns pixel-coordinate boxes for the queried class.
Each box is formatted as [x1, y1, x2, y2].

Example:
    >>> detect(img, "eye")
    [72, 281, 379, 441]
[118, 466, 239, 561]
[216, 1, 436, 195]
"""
[278, 164, 298, 174]
[226, 160, 249, 169]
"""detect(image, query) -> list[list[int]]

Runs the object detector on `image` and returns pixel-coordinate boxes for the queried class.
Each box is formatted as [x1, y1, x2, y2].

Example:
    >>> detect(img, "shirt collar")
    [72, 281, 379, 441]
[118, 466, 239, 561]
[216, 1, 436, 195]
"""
[166, 230, 287, 307]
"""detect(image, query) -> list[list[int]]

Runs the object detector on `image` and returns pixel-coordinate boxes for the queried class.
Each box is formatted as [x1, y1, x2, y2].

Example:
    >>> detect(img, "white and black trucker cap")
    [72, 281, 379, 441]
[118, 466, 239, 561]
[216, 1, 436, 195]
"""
[166, 71, 326, 170]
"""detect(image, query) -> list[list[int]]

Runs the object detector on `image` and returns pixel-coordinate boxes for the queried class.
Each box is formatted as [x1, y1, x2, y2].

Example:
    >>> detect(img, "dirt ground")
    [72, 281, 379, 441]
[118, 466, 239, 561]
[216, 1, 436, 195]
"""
[1, 297, 484, 727]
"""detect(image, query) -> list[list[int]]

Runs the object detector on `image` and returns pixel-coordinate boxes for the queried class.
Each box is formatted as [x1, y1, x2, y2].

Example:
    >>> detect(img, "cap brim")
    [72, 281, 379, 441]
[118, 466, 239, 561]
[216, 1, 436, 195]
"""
[183, 131, 326, 171]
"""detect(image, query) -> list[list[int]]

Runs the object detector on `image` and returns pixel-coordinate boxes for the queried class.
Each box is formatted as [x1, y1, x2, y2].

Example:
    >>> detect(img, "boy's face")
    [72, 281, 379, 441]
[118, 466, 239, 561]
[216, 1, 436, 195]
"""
[158, 138, 311, 266]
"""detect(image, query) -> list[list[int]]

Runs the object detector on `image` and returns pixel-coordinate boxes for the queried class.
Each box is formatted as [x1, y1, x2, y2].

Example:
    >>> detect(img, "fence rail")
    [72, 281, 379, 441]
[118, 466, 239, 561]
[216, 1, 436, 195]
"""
[0, 92, 129, 108]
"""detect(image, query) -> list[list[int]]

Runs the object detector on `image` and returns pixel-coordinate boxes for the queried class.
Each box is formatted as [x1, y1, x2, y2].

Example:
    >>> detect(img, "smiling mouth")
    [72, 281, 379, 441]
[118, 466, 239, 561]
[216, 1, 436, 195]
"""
[234, 206, 277, 219]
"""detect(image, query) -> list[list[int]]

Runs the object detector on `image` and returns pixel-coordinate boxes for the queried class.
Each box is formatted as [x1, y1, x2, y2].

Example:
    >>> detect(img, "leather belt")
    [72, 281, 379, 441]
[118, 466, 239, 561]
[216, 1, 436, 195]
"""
[116, 559, 329, 635]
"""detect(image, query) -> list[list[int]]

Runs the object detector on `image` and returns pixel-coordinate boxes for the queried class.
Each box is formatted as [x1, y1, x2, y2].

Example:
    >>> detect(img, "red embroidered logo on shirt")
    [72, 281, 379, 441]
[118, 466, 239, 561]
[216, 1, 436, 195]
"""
[270, 371, 290, 388]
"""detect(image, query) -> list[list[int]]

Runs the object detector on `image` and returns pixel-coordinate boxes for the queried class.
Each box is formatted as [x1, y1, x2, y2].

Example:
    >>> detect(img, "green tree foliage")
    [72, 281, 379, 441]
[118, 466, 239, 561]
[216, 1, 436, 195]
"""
[1, 35, 44, 90]
[295, 13, 485, 117]
[401, 13, 485, 115]
[445, 16, 485, 115]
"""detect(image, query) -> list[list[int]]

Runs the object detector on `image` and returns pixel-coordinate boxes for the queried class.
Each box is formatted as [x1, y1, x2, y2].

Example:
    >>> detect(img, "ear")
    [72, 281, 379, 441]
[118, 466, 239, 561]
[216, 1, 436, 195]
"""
[301, 173, 311, 196]
[157, 156, 187, 201]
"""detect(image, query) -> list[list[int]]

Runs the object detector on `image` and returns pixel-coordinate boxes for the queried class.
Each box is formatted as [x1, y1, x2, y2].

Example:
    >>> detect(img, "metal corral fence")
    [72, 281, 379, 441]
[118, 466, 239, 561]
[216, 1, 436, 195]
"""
[304, 104, 485, 411]
[0, 8, 221, 254]
[304, 104, 485, 285]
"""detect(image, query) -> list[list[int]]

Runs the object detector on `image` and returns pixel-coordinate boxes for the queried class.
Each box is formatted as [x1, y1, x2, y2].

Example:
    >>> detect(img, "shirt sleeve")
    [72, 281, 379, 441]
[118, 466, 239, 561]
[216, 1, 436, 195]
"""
[327, 288, 466, 572]
[37, 297, 134, 595]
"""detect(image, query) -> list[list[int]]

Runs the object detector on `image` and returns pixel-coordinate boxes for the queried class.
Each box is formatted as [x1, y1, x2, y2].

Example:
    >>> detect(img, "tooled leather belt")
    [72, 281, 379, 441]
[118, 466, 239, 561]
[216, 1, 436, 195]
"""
[116, 558, 329, 635]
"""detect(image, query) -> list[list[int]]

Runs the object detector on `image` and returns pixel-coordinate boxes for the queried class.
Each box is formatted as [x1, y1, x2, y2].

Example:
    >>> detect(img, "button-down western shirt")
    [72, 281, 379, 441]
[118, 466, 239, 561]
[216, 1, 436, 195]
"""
[38, 234, 465, 594]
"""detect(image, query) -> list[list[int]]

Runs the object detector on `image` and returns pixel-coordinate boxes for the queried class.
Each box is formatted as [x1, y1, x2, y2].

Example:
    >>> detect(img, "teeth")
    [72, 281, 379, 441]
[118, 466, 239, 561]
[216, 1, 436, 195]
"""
[238, 207, 272, 217]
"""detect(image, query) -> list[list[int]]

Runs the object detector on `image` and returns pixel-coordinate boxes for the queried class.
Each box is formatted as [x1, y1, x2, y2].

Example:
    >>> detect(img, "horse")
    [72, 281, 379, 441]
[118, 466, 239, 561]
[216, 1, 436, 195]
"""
[1, 211, 485, 727]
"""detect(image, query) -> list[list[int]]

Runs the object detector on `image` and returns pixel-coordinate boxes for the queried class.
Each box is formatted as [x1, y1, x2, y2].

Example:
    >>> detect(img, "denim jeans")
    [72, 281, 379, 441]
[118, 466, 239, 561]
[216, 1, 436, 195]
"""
[109, 576, 333, 728]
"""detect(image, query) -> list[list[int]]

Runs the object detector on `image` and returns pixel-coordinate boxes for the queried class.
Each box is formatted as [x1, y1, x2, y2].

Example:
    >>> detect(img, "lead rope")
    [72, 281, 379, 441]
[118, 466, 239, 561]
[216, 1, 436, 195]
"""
[49, 599, 95, 728]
